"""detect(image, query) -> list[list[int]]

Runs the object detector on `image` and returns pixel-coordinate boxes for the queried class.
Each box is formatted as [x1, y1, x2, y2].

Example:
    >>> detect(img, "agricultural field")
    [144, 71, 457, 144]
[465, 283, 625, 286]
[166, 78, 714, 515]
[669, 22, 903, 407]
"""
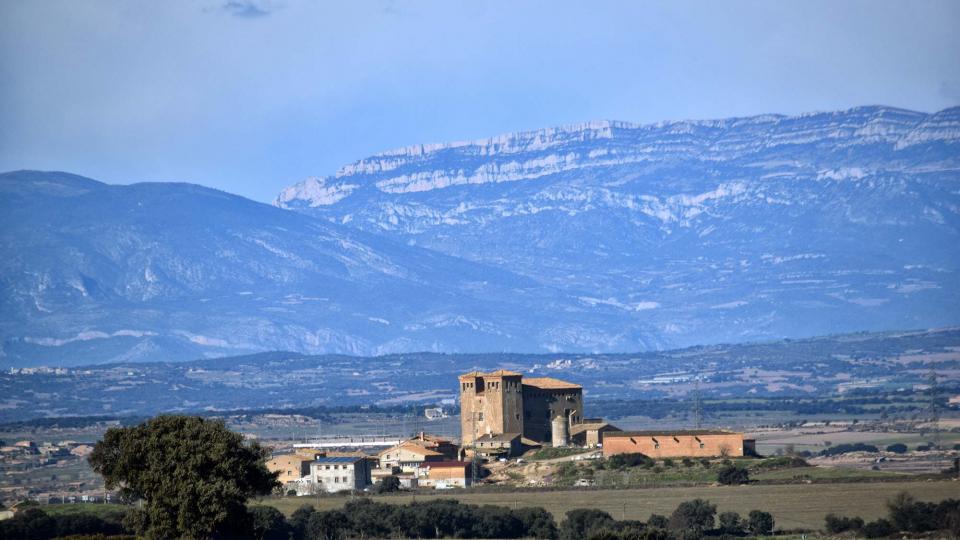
[261, 480, 959, 532]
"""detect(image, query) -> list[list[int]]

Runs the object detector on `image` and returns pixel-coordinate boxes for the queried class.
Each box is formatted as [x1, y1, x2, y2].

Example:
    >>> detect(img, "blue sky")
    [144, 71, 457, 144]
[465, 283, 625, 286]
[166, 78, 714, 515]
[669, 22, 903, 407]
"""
[1, 0, 958, 202]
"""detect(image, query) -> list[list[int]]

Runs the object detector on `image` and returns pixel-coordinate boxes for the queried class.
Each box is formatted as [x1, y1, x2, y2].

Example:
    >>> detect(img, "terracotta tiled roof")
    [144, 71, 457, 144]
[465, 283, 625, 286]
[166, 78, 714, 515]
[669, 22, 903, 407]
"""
[605, 430, 738, 437]
[523, 377, 582, 390]
[380, 443, 443, 457]
[423, 461, 472, 468]
[570, 422, 619, 435]
[475, 432, 521, 442]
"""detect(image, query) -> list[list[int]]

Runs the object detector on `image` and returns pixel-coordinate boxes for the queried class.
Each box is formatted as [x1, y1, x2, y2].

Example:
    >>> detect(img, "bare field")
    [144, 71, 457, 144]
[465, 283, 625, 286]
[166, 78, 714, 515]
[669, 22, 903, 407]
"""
[260, 480, 959, 531]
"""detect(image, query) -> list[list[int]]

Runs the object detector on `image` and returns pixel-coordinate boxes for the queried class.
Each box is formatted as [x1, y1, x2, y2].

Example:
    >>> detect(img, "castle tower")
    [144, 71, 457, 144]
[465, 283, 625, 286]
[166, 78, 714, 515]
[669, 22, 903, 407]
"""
[458, 370, 524, 447]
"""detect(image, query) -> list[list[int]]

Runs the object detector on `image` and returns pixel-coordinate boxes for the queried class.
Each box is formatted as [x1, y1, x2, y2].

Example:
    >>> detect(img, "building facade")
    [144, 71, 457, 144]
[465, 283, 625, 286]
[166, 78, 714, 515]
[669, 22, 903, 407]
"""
[570, 421, 621, 448]
[474, 433, 521, 457]
[378, 442, 444, 472]
[601, 430, 750, 458]
[266, 454, 313, 484]
[419, 461, 473, 488]
[309, 456, 371, 493]
[459, 370, 584, 446]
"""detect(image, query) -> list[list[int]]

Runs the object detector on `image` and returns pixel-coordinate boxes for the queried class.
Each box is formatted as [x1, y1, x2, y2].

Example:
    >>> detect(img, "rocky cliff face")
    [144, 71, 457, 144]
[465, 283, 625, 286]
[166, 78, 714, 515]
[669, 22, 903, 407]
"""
[277, 105, 960, 350]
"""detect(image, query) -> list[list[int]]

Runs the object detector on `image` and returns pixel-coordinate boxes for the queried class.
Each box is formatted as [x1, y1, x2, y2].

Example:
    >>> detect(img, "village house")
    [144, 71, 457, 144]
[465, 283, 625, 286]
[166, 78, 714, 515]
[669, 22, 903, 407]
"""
[570, 420, 621, 447]
[418, 461, 473, 488]
[378, 442, 444, 472]
[267, 454, 314, 484]
[474, 433, 521, 458]
[309, 456, 371, 493]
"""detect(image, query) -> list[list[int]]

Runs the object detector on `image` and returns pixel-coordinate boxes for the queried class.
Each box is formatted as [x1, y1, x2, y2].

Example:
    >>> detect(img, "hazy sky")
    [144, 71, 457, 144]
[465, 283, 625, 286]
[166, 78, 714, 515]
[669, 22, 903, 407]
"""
[1, 0, 958, 202]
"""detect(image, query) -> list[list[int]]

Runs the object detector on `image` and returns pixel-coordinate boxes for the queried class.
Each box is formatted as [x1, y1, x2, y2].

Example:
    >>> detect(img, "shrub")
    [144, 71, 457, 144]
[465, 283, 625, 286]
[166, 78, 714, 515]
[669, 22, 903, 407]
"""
[885, 443, 908, 454]
[662, 458, 674, 468]
[606, 453, 653, 469]
[378, 475, 402, 493]
[699, 458, 712, 469]
[514, 507, 559, 540]
[756, 456, 809, 469]
[560, 509, 615, 540]
[820, 443, 879, 457]
[825, 513, 864, 533]
[249, 506, 290, 540]
[718, 511, 743, 535]
[747, 510, 774, 536]
[862, 518, 894, 538]
[681, 458, 694, 468]
[647, 514, 669, 529]
[716, 465, 750, 485]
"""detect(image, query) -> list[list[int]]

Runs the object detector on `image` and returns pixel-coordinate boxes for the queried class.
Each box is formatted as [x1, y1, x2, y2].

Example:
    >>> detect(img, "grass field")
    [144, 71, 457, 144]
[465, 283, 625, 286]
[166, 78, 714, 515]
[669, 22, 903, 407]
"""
[260, 480, 958, 531]
[38, 503, 128, 517]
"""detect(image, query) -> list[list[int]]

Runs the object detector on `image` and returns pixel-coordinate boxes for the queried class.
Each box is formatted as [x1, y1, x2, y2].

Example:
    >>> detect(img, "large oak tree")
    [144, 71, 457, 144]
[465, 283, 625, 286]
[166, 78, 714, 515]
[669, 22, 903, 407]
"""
[89, 415, 279, 539]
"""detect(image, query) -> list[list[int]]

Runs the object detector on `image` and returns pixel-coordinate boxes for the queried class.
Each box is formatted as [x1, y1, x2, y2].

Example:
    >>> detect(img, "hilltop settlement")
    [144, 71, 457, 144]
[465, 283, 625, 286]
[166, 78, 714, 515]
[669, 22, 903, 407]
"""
[266, 370, 751, 493]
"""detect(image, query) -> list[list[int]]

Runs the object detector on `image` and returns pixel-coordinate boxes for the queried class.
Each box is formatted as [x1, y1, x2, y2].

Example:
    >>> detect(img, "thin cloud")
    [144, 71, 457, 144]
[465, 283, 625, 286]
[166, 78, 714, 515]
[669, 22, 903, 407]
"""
[221, 0, 276, 18]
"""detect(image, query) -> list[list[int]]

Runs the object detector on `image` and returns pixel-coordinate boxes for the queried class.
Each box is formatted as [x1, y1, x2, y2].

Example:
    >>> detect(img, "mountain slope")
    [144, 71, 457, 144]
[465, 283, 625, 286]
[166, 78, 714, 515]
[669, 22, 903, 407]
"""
[1, 171, 667, 366]
[277, 106, 960, 346]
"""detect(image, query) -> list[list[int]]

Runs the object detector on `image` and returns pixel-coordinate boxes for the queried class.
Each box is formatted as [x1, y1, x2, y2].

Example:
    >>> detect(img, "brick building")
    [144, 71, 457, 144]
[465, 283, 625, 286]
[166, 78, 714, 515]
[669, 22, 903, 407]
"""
[601, 430, 753, 458]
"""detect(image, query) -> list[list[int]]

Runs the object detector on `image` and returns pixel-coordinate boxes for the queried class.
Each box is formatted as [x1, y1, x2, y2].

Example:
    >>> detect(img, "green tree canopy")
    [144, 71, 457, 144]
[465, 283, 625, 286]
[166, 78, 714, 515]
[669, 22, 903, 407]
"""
[669, 499, 716, 537]
[88, 415, 278, 539]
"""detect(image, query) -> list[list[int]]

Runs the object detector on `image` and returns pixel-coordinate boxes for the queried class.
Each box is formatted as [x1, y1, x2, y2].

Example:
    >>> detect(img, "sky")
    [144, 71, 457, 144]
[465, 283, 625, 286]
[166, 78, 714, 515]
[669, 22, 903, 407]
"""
[1, 0, 958, 203]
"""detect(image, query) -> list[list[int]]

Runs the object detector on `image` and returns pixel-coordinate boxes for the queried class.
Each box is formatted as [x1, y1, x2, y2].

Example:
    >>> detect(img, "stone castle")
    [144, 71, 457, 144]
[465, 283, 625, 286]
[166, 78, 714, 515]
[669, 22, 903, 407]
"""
[458, 370, 584, 446]
[458, 369, 751, 458]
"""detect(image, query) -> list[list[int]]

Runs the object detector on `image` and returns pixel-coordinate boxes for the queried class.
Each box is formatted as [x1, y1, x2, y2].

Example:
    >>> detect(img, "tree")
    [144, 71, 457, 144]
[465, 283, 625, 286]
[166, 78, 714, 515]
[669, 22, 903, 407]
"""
[647, 514, 669, 529]
[250, 506, 291, 540]
[747, 510, 774, 536]
[825, 514, 864, 533]
[88, 415, 279, 539]
[560, 509, 615, 540]
[305, 509, 348, 540]
[717, 465, 750, 485]
[669, 499, 716, 538]
[885, 443, 908, 454]
[378, 475, 402, 493]
[514, 507, 559, 539]
[862, 518, 894, 538]
[718, 511, 743, 535]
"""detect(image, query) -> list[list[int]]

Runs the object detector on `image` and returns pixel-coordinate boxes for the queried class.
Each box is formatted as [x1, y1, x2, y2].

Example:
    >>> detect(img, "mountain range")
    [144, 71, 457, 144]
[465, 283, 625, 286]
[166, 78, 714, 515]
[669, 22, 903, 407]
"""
[2, 105, 959, 366]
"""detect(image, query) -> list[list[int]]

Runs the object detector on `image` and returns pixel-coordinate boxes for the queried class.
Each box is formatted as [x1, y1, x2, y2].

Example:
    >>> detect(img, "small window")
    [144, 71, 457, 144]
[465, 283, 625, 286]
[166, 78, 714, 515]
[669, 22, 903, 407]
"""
[699, 443, 705, 449]
[654, 443, 660, 449]
[478, 412, 484, 421]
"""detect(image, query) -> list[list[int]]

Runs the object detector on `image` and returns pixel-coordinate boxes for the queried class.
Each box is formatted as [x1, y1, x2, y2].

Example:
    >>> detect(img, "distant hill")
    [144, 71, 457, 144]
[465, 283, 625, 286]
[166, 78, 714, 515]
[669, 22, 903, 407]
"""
[1, 327, 956, 422]
[2, 105, 959, 365]
[0, 170, 625, 365]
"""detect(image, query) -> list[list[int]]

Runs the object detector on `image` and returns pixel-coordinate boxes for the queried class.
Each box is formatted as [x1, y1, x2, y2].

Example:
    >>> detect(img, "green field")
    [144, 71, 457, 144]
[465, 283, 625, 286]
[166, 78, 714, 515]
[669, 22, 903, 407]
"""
[260, 480, 958, 531]
[35, 503, 128, 517]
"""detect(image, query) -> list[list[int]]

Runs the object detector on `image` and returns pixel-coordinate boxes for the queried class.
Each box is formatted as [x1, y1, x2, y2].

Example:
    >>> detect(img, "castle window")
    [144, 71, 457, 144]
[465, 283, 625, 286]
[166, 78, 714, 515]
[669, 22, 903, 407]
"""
[478, 412, 484, 421]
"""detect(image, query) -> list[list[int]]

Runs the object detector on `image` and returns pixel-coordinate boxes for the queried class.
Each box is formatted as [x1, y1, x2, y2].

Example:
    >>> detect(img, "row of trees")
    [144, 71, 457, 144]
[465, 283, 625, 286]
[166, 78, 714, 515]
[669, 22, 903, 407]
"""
[0, 498, 778, 540]
[825, 492, 960, 538]
[562, 500, 774, 540]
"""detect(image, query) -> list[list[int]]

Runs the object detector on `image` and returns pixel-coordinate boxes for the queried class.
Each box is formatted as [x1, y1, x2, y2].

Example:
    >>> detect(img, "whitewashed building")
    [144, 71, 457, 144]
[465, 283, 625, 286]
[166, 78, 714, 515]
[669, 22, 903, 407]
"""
[308, 456, 371, 493]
